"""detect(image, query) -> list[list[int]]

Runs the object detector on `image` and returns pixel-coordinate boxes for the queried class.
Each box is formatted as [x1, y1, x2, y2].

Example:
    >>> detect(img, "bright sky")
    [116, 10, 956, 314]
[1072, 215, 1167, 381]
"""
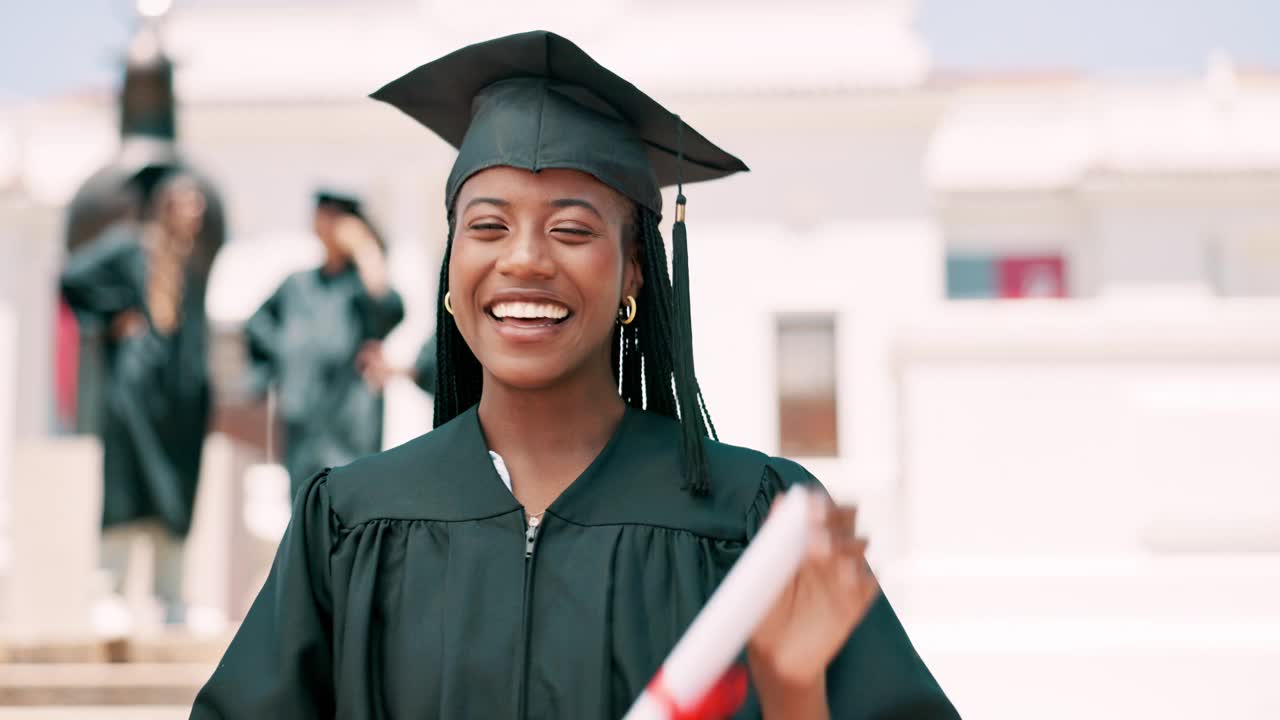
[2, 0, 1277, 100]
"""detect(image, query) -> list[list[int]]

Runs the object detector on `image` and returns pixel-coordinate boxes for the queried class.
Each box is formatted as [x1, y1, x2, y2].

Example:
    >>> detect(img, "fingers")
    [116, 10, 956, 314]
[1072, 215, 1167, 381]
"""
[833, 538, 874, 592]
[815, 530, 868, 573]
[799, 493, 875, 599]
[828, 505, 857, 538]
[806, 492, 855, 529]
[832, 534, 867, 558]
[360, 364, 387, 390]
[354, 343, 390, 390]
[805, 493, 860, 558]
[354, 341, 383, 371]
[779, 490, 871, 591]
[335, 215, 377, 254]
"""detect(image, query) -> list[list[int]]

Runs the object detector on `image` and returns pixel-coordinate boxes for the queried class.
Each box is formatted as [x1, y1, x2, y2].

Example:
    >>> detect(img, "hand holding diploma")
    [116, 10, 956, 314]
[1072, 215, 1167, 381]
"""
[747, 492, 879, 718]
[624, 485, 878, 720]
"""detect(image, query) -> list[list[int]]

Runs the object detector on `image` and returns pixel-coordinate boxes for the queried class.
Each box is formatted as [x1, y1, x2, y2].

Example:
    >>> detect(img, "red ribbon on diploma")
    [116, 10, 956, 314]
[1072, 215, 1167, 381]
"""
[646, 665, 749, 720]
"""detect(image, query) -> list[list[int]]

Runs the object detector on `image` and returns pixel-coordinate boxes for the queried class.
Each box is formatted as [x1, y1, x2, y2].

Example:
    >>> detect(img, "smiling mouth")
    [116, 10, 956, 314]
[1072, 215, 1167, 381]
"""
[486, 301, 572, 328]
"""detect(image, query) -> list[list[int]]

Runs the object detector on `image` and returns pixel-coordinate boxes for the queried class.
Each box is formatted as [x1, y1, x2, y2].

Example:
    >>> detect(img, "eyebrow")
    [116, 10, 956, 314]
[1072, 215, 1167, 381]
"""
[550, 198, 604, 220]
[463, 197, 510, 212]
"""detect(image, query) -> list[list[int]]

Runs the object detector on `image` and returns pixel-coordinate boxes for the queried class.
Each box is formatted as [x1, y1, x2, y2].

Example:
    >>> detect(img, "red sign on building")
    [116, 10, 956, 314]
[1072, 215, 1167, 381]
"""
[997, 256, 1067, 298]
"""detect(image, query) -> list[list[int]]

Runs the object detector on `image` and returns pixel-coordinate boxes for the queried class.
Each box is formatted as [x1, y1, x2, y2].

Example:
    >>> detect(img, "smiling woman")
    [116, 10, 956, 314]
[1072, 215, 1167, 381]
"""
[449, 167, 638, 394]
[191, 31, 959, 720]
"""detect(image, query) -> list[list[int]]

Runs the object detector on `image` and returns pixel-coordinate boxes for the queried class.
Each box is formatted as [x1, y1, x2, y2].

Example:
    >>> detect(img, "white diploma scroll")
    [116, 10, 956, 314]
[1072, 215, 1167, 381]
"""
[622, 484, 813, 720]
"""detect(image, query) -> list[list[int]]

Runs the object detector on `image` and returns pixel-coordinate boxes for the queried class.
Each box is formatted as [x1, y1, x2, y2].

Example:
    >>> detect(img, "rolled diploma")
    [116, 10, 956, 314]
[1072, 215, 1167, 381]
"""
[622, 484, 813, 720]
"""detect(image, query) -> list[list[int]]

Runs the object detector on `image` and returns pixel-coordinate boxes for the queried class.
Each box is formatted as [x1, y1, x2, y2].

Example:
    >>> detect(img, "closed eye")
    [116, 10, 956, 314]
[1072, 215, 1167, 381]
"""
[469, 223, 508, 231]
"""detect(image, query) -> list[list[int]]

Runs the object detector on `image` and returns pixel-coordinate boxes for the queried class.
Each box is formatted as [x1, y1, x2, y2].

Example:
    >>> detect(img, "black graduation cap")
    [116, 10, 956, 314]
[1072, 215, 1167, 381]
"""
[314, 187, 388, 250]
[369, 30, 748, 215]
[314, 187, 364, 218]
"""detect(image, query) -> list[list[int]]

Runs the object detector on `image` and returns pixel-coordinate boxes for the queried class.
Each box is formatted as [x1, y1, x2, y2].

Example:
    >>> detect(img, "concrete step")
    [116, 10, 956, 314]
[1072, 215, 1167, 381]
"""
[126, 632, 231, 665]
[0, 631, 231, 665]
[0, 663, 210, 707]
[0, 639, 114, 665]
[0, 708, 189, 719]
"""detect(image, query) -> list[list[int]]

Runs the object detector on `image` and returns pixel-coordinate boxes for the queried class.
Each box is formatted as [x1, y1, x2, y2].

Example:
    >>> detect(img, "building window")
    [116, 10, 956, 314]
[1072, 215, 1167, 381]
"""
[946, 253, 1068, 299]
[776, 315, 838, 457]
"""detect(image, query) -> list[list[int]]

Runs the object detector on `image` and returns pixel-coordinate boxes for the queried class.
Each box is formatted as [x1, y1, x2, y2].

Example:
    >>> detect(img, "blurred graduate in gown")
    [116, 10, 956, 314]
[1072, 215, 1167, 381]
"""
[60, 172, 214, 626]
[244, 191, 405, 498]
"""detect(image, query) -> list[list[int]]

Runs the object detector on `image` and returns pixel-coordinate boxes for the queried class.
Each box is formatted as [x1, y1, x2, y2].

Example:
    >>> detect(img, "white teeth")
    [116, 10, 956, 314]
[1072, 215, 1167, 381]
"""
[491, 301, 569, 320]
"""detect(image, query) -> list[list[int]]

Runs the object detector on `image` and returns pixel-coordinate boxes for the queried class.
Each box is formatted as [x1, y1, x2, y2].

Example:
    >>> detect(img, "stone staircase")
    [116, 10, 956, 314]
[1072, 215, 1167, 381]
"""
[0, 631, 230, 715]
[1, 433, 266, 717]
[0, 709, 189, 719]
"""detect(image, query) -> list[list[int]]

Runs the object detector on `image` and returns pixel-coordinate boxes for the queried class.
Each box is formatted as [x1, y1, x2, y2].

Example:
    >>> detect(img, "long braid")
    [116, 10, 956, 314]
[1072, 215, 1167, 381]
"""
[629, 206, 714, 493]
[431, 237, 453, 426]
[431, 220, 455, 426]
[618, 320, 643, 408]
[433, 215, 484, 427]
[634, 209, 677, 418]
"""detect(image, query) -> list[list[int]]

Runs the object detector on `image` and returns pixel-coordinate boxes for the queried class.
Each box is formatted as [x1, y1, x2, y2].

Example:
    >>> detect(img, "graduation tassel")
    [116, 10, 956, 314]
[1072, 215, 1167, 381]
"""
[671, 116, 712, 495]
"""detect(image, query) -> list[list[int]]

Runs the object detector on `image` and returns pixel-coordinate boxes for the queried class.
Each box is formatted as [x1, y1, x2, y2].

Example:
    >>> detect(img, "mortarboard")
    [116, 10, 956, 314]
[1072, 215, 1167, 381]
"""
[314, 187, 364, 218]
[369, 30, 747, 216]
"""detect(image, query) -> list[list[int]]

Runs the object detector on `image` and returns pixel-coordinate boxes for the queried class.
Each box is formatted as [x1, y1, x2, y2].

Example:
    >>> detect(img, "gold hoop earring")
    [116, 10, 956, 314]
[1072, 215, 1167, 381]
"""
[619, 295, 637, 325]
[444, 291, 454, 316]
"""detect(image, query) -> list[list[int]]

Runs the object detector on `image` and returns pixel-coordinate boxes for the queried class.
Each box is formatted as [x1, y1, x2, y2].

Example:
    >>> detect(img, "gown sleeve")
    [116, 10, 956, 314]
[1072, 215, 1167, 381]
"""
[742, 458, 961, 720]
[190, 469, 338, 719]
[243, 282, 287, 398]
[59, 226, 138, 329]
[353, 284, 405, 341]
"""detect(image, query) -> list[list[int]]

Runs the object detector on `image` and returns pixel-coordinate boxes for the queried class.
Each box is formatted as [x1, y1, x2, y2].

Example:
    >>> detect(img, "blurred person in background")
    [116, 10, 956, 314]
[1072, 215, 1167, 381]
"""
[60, 170, 214, 629]
[354, 332, 437, 395]
[244, 190, 405, 499]
[192, 32, 957, 719]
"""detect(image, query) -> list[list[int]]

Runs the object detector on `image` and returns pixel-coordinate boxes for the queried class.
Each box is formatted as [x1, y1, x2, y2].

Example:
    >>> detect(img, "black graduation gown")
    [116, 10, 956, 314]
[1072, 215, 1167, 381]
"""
[192, 405, 958, 718]
[60, 223, 212, 537]
[244, 266, 404, 496]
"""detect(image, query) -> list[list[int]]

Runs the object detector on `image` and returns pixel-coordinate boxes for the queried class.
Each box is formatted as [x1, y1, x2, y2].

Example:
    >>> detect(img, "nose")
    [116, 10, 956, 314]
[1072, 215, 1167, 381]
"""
[495, 225, 555, 280]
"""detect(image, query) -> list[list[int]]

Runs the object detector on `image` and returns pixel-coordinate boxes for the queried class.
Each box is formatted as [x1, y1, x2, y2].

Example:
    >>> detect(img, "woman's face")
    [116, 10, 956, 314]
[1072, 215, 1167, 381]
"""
[450, 166, 642, 391]
[313, 205, 343, 256]
[158, 182, 206, 248]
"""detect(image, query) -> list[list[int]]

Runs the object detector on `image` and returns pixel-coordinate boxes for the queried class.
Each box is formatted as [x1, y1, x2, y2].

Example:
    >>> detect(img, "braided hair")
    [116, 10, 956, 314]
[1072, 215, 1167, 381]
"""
[431, 205, 718, 494]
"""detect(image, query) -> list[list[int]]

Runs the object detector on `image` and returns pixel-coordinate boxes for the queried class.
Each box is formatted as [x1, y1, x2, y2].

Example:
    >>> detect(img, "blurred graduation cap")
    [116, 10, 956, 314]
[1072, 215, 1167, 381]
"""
[313, 185, 387, 251]
[314, 186, 365, 218]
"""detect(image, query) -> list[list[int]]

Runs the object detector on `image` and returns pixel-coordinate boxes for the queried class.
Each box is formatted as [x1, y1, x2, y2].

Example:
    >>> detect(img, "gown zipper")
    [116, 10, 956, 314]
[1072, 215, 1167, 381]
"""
[517, 511, 542, 719]
[525, 514, 541, 558]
